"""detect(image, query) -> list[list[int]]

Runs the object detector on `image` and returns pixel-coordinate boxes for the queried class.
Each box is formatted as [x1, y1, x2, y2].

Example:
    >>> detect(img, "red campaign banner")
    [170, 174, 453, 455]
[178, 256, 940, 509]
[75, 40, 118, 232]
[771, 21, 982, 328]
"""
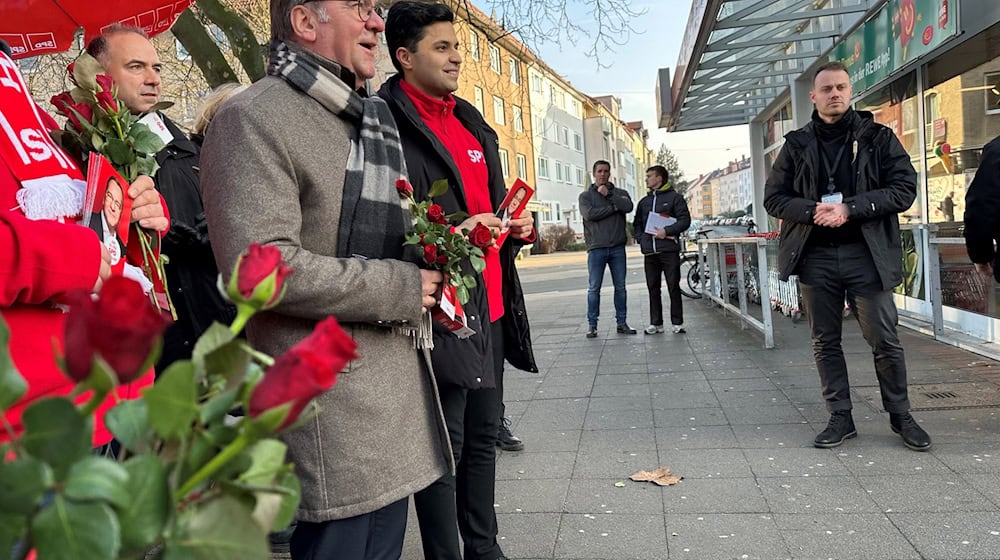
[0, 1, 193, 59]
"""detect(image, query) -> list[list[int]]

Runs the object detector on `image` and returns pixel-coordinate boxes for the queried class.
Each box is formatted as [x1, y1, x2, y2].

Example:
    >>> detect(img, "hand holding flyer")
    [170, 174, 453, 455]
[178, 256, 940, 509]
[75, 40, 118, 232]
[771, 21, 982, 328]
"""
[645, 212, 677, 235]
[495, 179, 535, 247]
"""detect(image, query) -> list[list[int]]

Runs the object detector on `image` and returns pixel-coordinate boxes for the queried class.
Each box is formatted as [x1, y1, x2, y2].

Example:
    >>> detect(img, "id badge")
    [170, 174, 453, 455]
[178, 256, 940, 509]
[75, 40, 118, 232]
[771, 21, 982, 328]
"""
[821, 192, 843, 204]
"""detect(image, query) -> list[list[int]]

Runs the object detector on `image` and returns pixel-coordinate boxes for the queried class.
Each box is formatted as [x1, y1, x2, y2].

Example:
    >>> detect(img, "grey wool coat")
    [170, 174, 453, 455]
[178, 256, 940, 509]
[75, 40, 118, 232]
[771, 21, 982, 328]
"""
[200, 75, 452, 522]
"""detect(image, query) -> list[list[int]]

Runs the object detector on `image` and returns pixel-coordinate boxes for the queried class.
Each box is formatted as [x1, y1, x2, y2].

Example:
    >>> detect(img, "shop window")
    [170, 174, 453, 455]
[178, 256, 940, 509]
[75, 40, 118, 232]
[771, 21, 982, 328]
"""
[985, 72, 1000, 115]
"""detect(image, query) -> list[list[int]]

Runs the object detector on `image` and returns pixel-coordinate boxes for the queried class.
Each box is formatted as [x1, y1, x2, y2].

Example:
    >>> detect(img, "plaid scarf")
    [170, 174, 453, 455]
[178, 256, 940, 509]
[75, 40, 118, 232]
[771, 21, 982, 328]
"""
[268, 41, 432, 348]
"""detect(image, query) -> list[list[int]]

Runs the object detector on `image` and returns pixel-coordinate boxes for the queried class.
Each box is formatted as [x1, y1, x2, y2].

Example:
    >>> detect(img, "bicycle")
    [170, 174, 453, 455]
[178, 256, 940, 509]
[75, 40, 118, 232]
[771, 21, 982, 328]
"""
[679, 220, 759, 301]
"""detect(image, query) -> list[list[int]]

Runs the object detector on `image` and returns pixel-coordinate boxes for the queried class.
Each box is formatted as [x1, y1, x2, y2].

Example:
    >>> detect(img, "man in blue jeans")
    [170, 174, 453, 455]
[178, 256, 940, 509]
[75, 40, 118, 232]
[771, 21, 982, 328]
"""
[579, 160, 636, 338]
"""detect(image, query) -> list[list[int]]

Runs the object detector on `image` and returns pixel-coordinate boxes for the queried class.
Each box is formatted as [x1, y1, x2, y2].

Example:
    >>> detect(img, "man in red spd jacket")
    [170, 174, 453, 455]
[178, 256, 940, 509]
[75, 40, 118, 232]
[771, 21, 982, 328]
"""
[0, 46, 169, 448]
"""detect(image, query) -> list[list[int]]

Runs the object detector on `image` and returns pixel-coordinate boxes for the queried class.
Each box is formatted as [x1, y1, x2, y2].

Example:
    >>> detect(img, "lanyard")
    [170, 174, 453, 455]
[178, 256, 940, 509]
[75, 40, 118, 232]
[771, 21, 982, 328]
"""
[821, 141, 848, 194]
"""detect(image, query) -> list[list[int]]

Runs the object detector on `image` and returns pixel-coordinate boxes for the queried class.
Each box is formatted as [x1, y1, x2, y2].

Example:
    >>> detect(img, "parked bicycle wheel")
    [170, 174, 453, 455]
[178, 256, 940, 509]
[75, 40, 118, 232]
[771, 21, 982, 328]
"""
[680, 254, 702, 299]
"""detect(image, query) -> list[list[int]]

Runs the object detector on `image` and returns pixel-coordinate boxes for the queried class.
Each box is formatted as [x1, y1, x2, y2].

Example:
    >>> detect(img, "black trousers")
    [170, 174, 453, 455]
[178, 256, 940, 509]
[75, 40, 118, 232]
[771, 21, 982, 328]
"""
[644, 251, 683, 326]
[289, 497, 407, 560]
[414, 322, 504, 560]
[797, 242, 910, 414]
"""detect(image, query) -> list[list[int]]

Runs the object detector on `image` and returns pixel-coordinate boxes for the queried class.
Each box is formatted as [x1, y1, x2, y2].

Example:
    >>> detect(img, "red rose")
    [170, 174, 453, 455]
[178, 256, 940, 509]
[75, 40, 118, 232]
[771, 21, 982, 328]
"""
[395, 178, 413, 198]
[469, 222, 494, 249]
[427, 204, 448, 225]
[96, 90, 118, 113]
[95, 74, 114, 93]
[226, 243, 293, 311]
[249, 317, 357, 430]
[423, 244, 438, 265]
[50, 92, 74, 115]
[64, 276, 170, 384]
[67, 62, 77, 85]
[436, 253, 449, 265]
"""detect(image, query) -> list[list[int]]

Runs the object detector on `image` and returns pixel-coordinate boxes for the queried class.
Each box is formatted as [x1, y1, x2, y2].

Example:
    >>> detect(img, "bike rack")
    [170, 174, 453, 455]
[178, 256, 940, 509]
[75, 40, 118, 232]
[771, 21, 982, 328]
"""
[697, 236, 775, 348]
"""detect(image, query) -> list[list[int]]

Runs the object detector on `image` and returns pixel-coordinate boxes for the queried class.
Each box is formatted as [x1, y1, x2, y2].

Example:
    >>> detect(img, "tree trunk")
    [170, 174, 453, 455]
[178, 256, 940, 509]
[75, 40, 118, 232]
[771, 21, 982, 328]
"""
[196, 0, 266, 82]
[172, 9, 238, 89]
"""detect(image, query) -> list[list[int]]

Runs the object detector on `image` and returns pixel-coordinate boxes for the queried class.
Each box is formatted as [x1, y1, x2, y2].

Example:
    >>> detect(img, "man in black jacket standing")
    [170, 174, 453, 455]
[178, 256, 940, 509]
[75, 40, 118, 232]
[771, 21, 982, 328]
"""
[580, 160, 635, 338]
[633, 165, 691, 335]
[380, 3, 537, 559]
[763, 61, 931, 452]
[87, 26, 235, 369]
[965, 134, 1000, 280]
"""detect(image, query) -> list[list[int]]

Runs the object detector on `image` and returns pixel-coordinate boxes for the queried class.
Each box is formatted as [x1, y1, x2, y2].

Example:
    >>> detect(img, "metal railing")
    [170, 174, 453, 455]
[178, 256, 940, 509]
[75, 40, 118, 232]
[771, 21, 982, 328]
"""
[926, 225, 966, 337]
[697, 236, 775, 348]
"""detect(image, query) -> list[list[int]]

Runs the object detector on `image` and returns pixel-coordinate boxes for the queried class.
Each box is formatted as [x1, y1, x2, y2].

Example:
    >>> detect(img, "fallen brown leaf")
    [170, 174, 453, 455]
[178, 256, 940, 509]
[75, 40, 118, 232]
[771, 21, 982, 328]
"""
[630, 466, 683, 486]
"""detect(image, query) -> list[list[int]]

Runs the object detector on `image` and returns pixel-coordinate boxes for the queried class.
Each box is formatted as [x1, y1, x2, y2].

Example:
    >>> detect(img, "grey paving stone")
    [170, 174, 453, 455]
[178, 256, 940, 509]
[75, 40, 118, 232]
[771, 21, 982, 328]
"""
[889, 512, 1000, 560]
[496, 451, 576, 480]
[729, 424, 818, 449]
[587, 396, 652, 413]
[496, 513, 561, 559]
[494, 479, 570, 513]
[579, 429, 658, 453]
[834, 446, 952, 476]
[584, 408, 654, 430]
[653, 407, 730, 427]
[773, 514, 921, 559]
[650, 391, 721, 410]
[665, 513, 791, 560]
[647, 359, 702, 373]
[649, 370, 710, 382]
[701, 367, 771, 380]
[744, 448, 849, 477]
[655, 425, 739, 450]
[910, 409, 1000, 443]
[572, 450, 660, 479]
[595, 363, 649, 375]
[758, 476, 880, 514]
[714, 389, 792, 407]
[649, 379, 713, 394]
[858, 474, 995, 513]
[658, 448, 753, 479]
[564, 478, 665, 514]
[514, 430, 582, 454]
[555, 513, 668, 559]
[663, 478, 768, 514]
[723, 404, 809, 425]
[962, 473, 1000, 508]
[931, 442, 1000, 473]
[537, 373, 597, 387]
[708, 377, 781, 392]
[519, 399, 589, 431]
[590, 382, 652, 398]
[593, 373, 650, 386]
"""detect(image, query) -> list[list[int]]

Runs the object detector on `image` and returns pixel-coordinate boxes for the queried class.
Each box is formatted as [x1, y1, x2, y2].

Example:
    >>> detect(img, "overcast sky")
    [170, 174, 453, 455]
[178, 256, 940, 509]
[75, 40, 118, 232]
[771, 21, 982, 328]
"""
[527, 0, 752, 181]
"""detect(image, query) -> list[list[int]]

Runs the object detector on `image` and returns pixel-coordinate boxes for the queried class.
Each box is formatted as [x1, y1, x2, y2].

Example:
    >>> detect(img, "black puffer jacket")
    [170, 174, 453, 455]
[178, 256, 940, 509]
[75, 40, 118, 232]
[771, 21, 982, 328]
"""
[156, 116, 236, 370]
[763, 109, 917, 290]
[579, 184, 633, 250]
[964, 134, 1000, 281]
[379, 76, 538, 385]
[632, 187, 691, 255]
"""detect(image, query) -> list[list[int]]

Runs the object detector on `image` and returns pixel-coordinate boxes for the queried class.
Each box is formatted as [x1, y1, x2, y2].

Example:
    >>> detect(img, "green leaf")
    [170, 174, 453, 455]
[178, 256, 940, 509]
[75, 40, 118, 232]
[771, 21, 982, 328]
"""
[21, 398, 91, 478]
[105, 399, 153, 453]
[471, 255, 487, 274]
[0, 457, 54, 514]
[104, 137, 137, 166]
[135, 155, 160, 178]
[199, 388, 240, 425]
[192, 324, 237, 380]
[90, 132, 105, 152]
[147, 101, 175, 113]
[72, 53, 104, 92]
[143, 361, 198, 440]
[0, 315, 27, 411]
[428, 179, 449, 198]
[448, 210, 469, 222]
[456, 284, 469, 305]
[64, 456, 130, 509]
[269, 470, 300, 532]
[118, 456, 169, 553]
[0, 512, 27, 560]
[205, 341, 251, 388]
[130, 124, 166, 155]
[170, 495, 269, 560]
[239, 440, 288, 487]
[462, 275, 477, 289]
[32, 495, 120, 560]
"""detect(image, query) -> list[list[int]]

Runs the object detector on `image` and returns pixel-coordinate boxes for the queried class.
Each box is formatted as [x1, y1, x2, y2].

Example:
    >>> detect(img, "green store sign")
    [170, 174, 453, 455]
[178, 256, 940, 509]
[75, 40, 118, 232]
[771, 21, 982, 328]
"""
[831, 0, 957, 93]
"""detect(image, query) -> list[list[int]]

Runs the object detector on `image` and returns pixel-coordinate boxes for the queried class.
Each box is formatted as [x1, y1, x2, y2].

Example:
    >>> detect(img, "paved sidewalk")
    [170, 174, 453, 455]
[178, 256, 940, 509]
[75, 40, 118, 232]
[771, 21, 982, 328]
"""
[403, 250, 1000, 560]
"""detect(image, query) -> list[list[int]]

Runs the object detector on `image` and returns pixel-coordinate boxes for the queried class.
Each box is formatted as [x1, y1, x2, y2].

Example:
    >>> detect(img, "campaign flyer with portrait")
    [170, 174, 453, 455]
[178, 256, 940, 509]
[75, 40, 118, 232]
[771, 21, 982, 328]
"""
[495, 179, 534, 246]
[81, 153, 132, 275]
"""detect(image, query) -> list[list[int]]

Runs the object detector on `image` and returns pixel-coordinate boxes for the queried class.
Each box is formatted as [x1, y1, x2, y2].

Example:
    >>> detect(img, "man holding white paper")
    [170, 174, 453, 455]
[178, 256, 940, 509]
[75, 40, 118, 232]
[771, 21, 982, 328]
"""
[633, 165, 690, 334]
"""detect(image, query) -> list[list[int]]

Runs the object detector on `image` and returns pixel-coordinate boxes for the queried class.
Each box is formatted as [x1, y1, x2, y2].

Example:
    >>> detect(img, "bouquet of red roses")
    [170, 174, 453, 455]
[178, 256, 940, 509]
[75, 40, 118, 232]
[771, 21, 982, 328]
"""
[49, 53, 173, 317]
[396, 178, 493, 337]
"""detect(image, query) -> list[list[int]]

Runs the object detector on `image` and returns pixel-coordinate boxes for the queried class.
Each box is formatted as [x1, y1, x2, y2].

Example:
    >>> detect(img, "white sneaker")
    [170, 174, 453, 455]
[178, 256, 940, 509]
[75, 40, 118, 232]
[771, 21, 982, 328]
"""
[644, 324, 664, 335]
[672, 325, 686, 334]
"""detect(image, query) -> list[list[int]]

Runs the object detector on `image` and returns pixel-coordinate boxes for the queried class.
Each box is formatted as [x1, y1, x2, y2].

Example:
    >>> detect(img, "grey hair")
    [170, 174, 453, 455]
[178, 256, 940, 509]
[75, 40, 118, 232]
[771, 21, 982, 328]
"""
[270, 0, 330, 42]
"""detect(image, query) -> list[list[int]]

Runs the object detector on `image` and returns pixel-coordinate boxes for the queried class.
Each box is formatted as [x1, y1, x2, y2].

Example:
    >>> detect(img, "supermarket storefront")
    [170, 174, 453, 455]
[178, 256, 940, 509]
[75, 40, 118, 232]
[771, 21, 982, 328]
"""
[663, 0, 1000, 344]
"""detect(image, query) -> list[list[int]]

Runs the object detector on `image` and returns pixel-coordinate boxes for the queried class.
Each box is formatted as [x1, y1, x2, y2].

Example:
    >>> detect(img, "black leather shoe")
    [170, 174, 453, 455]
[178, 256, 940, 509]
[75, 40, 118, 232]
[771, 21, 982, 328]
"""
[814, 410, 857, 448]
[496, 416, 524, 451]
[586, 325, 598, 338]
[890, 412, 932, 451]
[616, 323, 637, 335]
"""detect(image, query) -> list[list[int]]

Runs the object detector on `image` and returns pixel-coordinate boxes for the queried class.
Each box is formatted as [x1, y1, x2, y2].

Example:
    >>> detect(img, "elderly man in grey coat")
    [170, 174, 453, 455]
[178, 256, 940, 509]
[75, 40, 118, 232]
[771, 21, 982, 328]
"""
[200, 1, 451, 559]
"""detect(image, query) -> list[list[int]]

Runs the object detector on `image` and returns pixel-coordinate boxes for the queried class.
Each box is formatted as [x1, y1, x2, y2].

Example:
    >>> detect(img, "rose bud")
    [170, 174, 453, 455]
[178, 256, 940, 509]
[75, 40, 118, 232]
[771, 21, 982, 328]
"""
[436, 253, 448, 265]
[95, 74, 114, 93]
[423, 244, 438, 265]
[64, 276, 170, 384]
[249, 317, 357, 430]
[469, 222, 494, 249]
[95, 90, 117, 114]
[226, 243, 293, 311]
[427, 204, 448, 225]
[395, 178, 414, 197]
[67, 61, 77, 85]
[50, 92, 74, 116]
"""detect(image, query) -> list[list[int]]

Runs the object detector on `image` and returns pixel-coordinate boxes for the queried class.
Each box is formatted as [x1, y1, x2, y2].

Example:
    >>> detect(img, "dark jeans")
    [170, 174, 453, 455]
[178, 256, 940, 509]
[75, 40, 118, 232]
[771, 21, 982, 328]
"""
[797, 242, 910, 414]
[587, 244, 628, 326]
[289, 498, 407, 560]
[644, 251, 683, 326]
[414, 323, 504, 560]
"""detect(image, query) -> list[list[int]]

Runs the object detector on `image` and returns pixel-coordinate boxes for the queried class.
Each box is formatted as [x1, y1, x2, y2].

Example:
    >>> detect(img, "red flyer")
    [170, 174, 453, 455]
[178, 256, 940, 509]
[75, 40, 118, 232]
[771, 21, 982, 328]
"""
[494, 179, 534, 247]
[81, 153, 132, 276]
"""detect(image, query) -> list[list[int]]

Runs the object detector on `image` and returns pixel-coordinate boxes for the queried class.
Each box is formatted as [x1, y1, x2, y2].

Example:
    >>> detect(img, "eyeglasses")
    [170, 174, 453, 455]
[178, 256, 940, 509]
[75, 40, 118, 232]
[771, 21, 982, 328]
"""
[301, 0, 385, 23]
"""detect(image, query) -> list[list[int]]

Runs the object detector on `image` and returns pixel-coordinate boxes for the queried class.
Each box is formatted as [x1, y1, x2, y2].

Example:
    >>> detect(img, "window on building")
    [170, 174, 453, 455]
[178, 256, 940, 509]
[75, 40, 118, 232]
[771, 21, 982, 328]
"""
[555, 161, 563, 182]
[469, 30, 480, 60]
[985, 72, 1000, 115]
[492, 96, 505, 125]
[509, 58, 521, 84]
[574, 132, 583, 151]
[489, 44, 501, 74]
[516, 153, 527, 179]
[533, 115, 544, 136]
[498, 148, 510, 178]
[565, 164, 573, 183]
[560, 126, 569, 146]
[537, 157, 549, 179]
[512, 105, 523, 132]
[473, 86, 484, 115]
[576, 168, 585, 186]
[531, 74, 543, 93]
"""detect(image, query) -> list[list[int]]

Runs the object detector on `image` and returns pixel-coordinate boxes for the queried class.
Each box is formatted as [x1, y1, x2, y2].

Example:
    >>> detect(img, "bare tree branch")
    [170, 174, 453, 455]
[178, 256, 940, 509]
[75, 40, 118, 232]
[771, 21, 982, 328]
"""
[172, 9, 238, 88]
[196, 0, 265, 82]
